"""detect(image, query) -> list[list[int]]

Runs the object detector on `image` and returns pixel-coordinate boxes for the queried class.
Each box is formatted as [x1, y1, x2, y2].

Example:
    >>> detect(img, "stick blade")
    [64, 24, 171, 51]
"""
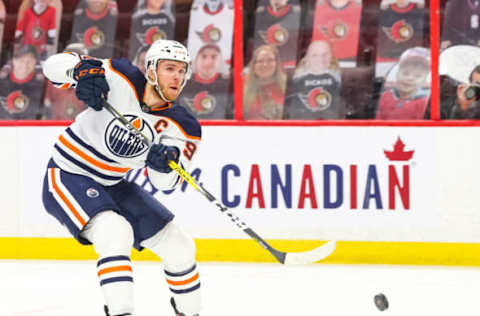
[283, 240, 336, 265]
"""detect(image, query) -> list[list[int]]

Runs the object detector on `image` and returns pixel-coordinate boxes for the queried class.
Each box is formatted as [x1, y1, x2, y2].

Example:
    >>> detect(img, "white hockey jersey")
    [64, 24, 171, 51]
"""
[187, 0, 234, 64]
[42, 52, 202, 189]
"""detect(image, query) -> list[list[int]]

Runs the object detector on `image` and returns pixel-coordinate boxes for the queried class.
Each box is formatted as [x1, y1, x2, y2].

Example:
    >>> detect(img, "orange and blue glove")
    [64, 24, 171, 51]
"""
[73, 59, 109, 111]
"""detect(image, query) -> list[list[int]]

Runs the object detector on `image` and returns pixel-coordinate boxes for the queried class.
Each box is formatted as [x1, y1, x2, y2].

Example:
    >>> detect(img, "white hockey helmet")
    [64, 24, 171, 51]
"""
[144, 39, 192, 102]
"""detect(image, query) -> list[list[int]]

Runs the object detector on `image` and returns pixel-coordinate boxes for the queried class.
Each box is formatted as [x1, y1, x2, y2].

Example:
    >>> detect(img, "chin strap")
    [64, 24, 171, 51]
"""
[147, 63, 188, 103]
[147, 67, 174, 103]
[155, 84, 173, 103]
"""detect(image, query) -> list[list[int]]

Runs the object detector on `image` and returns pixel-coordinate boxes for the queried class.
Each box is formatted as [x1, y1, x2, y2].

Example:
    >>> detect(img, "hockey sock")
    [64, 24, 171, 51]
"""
[165, 264, 201, 316]
[97, 255, 134, 316]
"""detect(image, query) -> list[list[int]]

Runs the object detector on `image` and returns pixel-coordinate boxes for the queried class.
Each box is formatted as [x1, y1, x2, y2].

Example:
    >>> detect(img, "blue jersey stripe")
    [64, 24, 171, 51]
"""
[164, 264, 197, 277]
[54, 145, 124, 181]
[169, 283, 201, 294]
[100, 276, 133, 286]
[65, 128, 117, 163]
[97, 255, 131, 267]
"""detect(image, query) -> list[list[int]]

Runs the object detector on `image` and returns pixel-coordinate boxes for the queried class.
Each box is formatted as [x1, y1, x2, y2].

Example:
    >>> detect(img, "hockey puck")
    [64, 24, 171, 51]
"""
[374, 293, 389, 311]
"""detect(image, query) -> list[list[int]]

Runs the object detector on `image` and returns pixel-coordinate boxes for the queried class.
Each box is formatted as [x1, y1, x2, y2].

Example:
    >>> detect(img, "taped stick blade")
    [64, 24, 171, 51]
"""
[283, 240, 336, 265]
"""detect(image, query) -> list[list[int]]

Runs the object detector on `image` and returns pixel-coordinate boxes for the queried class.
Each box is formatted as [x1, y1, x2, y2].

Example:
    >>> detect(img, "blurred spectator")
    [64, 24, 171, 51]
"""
[243, 45, 286, 120]
[0, 45, 45, 120]
[284, 40, 343, 119]
[129, 0, 175, 60]
[442, 65, 480, 119]
[133, 45, 149, 74]
[43, 43, 88, 120]
[441, 0, 480, 50]
[312, 0, 363, 68]
[70, 0, 118, 59]
[16, 0, 63, 57]
[252, 0, 302, 69]
[375, 0, 427, 77]
[0, 0, 5, 55]
[187, 0, 234, 65]
[376, 47, 430, 119]
[179, 44, 233, 119]
[14, 0, 57, 61]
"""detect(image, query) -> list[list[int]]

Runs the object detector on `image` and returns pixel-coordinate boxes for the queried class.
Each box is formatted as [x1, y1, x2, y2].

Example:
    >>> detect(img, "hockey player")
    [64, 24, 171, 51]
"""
[41, 39, 202, 316]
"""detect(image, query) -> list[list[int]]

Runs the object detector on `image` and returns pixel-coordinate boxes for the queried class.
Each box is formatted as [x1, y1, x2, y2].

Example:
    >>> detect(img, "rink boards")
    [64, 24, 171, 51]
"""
[1, 125, 480, 265]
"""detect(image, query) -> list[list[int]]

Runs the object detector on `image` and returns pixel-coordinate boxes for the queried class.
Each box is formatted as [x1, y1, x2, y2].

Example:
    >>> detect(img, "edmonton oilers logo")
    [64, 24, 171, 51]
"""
[105, 115, 154, 158]
[86, 188, 99, 198]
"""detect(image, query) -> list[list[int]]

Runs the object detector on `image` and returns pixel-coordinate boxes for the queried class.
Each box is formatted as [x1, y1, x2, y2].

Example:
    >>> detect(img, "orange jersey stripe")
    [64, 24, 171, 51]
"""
[50, 168, 87, 227]
[58, 135, 131, 173]
[108, 59, 140, 102]
[98, 265, 133, 276]
[149, 102, 173, 112]
[166, 272, 199, 286]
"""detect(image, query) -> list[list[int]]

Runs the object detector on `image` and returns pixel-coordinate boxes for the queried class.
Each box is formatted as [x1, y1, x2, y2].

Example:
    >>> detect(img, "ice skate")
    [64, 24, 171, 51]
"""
[170, 297, 199, 316]
[104, 305, 132, 316]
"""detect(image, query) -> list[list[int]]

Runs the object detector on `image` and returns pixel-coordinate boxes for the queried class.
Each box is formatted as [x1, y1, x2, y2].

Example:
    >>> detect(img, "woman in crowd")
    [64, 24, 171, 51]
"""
[243, 44, 287, 120]
[284, 40, 343, 119]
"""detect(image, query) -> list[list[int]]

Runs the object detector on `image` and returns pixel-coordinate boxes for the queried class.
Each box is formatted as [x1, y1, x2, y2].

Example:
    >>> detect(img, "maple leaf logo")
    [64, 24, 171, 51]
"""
[384, 137, 414, 161]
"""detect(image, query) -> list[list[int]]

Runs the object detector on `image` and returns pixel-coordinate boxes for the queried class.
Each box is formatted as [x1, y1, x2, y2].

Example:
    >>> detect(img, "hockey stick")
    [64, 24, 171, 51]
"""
[103, 101, 336, 265]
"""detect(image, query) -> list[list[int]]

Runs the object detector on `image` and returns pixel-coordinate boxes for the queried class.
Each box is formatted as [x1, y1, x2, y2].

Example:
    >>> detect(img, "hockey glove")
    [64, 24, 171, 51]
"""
[73, 59, 109, 111]
[146, 144, 180, 173]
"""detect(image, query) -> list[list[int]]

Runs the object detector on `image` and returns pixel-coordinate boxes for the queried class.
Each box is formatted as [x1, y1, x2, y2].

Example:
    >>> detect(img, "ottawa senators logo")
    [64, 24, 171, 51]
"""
[184, 91, 216, 114]
[259, 24, 289, 46]
[383, 20, 414, 43]
[137, 26, 167, 46]
[196, 24, 222, 43]
[32, 26, 45, 41]
[78, 27, 106, 49]
[299, 87, 332, 112]
[333, 22, 348, 39]
[1, 90, 30, 114]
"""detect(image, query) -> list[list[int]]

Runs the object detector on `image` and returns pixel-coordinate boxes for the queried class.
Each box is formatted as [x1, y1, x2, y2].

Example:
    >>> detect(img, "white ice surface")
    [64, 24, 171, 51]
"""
[1, 260, 480, 316]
